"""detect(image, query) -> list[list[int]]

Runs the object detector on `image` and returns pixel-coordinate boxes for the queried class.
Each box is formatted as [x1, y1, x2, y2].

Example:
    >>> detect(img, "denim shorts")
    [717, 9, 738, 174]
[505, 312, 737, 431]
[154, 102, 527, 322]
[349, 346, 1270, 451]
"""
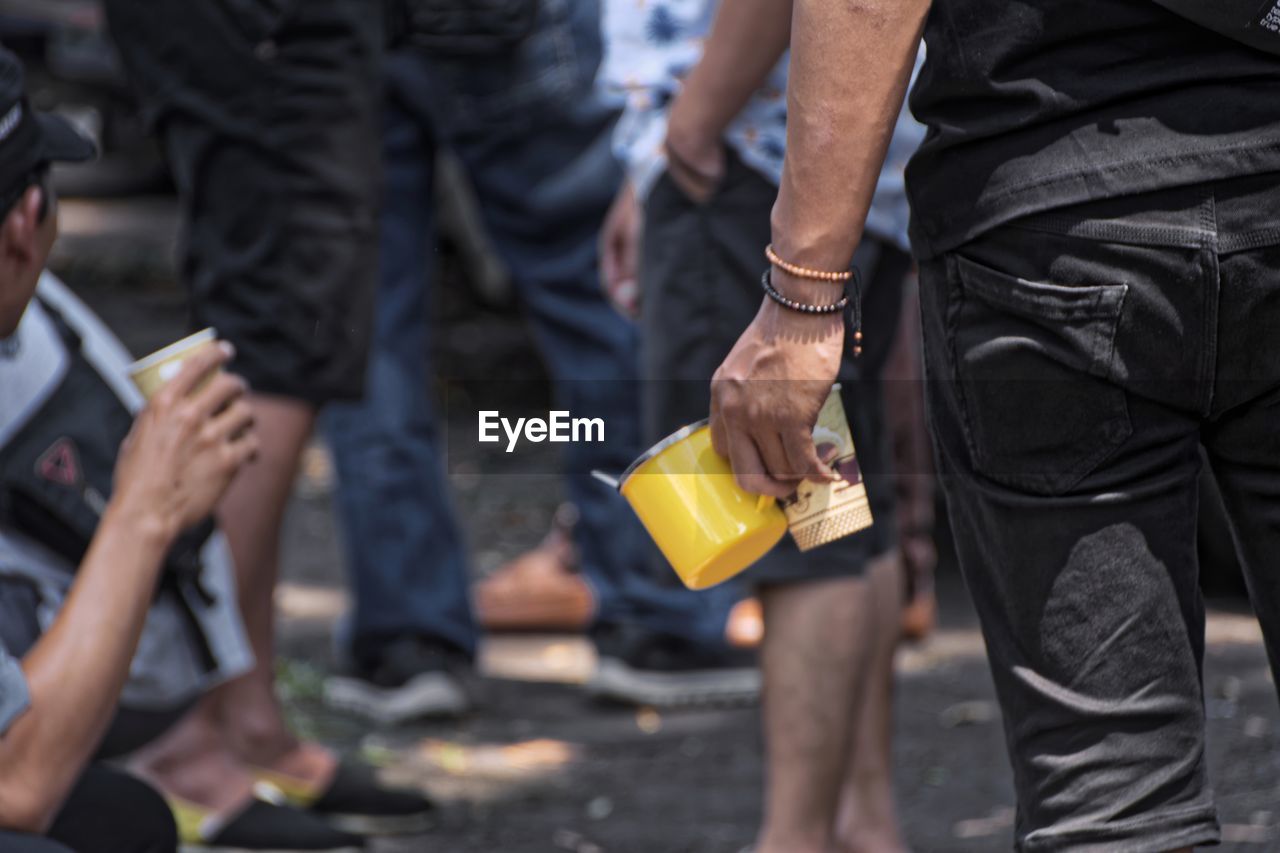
[640, 152, 904, 585]
[103, 0, 382, 403]
[920, 172, 1280, 851]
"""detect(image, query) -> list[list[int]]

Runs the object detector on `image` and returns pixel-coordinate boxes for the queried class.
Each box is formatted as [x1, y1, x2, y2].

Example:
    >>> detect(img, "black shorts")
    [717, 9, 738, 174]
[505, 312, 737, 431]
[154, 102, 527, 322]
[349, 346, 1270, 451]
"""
[639, 152, 905, 585]
[0, 765, 177, 853]
[103, 0, 382, 403]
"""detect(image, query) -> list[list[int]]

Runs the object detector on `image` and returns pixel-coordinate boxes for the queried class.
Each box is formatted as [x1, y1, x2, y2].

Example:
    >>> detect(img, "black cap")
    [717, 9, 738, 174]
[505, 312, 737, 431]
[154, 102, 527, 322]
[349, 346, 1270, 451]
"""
[0, 47, 95, 199]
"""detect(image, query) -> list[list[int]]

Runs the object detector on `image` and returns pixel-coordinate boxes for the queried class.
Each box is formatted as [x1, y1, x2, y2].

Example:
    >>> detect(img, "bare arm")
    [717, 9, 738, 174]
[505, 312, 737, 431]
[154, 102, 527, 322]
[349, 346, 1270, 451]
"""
[602, 0, 795, 306]
[709, 0, 930, 496]
[0, 344, 257, 832]
[665, 0, 795, 193]
[771, 0, 928, 268]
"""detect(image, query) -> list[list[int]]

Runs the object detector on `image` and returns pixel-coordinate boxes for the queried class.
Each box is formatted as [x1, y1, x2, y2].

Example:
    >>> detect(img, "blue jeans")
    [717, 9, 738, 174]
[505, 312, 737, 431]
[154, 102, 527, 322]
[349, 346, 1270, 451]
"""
[322, 0, 738, 659]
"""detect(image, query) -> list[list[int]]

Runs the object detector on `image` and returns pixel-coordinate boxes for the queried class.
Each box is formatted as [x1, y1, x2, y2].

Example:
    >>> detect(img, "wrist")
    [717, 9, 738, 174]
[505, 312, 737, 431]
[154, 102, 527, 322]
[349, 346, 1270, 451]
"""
[770, 195, 862, 272]
[666, 100, 722, 174]
[769, 266, 847, 307]
[102, 497, 178, 555]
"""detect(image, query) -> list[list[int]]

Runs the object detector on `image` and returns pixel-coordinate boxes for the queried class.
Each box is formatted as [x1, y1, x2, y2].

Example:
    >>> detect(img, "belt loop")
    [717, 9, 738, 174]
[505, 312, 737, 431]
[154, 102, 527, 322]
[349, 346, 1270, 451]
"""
[1202, 185, 1218, 251]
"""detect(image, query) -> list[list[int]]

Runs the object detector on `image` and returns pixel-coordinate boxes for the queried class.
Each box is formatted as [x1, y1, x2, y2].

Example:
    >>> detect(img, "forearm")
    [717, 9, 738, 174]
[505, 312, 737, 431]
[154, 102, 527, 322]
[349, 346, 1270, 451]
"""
[771, 0, 930, 274]
[0, 503, 171, 831]
[671, 0, 794, 144]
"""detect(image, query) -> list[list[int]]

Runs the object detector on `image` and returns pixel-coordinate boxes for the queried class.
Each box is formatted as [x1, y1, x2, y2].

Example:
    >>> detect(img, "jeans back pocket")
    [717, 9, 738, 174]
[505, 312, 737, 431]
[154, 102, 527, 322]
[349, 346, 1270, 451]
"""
[948, 253, 1132, 495]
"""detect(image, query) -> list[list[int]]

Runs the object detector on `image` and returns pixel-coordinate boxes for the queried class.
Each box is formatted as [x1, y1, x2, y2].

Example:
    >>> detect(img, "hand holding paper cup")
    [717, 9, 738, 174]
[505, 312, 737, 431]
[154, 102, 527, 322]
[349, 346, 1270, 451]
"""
[114, 333, 256, 536]
[129, 328, 220, 401]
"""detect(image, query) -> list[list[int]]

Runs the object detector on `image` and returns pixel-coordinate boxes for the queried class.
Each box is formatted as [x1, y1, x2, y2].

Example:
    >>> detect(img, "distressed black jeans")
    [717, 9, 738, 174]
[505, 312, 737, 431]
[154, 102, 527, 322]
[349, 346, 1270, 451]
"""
[919, 173, 1280, 852]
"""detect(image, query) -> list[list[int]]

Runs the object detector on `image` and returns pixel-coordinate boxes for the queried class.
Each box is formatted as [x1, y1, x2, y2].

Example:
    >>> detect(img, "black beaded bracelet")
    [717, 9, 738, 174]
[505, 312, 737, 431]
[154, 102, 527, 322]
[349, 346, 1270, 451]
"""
[761, 268, 849, 315]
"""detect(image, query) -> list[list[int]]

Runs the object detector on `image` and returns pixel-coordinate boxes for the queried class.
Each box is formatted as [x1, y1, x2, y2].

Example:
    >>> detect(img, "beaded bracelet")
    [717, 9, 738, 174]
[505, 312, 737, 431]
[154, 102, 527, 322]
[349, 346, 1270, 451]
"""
[761, 269, 848, 315]
[765, 244, 854, 283]
[760, 269, 864, 356]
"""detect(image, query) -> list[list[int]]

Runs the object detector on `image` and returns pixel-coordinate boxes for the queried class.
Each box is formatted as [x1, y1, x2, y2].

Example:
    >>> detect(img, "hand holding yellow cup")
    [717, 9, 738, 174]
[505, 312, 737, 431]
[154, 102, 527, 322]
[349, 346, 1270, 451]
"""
[608, 421, 789, 590]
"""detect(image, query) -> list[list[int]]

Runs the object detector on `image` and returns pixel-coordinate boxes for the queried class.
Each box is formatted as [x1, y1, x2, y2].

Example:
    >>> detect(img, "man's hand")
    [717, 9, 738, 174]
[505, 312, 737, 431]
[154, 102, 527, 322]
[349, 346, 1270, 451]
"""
[710, 272, 843, 497]
[665, 94, 726, 204]
[113, 342, 258, 541]
[600, 180, 641, 318]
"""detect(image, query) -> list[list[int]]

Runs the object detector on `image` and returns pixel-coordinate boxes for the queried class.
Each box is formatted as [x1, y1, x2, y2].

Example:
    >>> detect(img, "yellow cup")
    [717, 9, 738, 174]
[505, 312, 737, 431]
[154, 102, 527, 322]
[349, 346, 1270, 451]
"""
[128, 328, 218, 401]
[617, 421, 788, 590]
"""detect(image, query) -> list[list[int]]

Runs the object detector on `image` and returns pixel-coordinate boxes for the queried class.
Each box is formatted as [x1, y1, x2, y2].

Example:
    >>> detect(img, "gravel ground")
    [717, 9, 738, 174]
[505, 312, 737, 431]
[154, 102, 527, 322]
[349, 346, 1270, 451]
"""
[49, 198, 1280, 852]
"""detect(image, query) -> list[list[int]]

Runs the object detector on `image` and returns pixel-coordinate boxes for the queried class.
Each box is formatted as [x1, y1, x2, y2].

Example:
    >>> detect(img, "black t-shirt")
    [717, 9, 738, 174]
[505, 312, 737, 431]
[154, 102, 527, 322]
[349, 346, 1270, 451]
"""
[906, 0, 1280, 259]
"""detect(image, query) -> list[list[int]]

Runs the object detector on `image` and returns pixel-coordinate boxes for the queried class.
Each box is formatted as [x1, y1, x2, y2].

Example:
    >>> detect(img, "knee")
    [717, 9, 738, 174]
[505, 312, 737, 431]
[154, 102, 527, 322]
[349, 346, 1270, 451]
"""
[111, 773, 177, 850]
[47, 770, 178, 853]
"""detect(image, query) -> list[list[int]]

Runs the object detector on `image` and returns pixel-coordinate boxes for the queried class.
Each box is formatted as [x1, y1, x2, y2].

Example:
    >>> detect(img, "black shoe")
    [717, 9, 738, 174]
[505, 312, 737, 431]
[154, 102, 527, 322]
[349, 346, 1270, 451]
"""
[255, 759, 435, 837]
[588, 624, 760, 708]
[325, 635, 472, 724]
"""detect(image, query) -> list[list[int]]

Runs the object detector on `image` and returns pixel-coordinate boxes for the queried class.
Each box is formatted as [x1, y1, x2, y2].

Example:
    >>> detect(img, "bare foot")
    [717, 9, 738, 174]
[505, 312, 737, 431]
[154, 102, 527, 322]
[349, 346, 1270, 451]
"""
[215, 674, 338, 791]
[128, 701, 256, 819]
[253, 740, 339, 793]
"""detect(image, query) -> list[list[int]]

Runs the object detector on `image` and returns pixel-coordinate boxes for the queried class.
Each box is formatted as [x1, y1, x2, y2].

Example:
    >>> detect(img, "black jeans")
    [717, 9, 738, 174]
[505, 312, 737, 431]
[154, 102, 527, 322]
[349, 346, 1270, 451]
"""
[919, 173, 1280, 851]
[0, 765, 177, 853]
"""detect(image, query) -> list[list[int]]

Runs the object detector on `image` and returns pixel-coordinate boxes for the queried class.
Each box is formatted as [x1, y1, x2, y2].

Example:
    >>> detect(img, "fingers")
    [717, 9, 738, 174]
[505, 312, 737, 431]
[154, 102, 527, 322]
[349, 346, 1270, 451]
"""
[782, 426, 836, 484]
[712, 377, 793, 497]
[724, 423, 795, 498]
[710, 385, 729, 459]
[225, 428, 261, 469]
[601, 189, 641, 318]
[158, 341, 233, 404]
[757, 431, 802, 486]
[191, 371, 249, 421]
[208, 398, 255, 443]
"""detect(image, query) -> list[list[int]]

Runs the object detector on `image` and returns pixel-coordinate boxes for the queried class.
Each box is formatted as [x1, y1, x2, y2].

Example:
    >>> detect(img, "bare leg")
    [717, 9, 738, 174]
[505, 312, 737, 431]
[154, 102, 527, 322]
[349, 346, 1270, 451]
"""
[833, 552, 907, 853]
[756, 563, 887, 853]
[212, 394, 334, 784]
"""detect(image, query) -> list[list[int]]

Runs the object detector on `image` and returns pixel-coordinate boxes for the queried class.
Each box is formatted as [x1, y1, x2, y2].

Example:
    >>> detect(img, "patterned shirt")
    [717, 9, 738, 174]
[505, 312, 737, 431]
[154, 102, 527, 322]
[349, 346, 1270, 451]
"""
[598, 0, 926, 252]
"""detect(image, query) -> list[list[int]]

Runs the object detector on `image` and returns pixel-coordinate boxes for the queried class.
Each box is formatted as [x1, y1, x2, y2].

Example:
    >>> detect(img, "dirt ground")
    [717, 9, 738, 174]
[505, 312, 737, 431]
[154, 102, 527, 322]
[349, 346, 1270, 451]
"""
[52, 198, 1280, 852]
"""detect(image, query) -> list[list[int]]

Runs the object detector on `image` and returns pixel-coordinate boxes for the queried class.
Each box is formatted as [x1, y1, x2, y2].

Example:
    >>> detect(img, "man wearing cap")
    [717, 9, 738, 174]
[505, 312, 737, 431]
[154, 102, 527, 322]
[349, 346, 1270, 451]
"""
[0, 50, 389, 852]
[0, 49, 266, 852]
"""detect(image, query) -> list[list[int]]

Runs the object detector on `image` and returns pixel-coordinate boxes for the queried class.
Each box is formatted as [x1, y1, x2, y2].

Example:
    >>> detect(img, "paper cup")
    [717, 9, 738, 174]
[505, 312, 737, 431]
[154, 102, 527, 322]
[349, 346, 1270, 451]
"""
[128, 328, 218, 401]
[781, 385, 875, 551]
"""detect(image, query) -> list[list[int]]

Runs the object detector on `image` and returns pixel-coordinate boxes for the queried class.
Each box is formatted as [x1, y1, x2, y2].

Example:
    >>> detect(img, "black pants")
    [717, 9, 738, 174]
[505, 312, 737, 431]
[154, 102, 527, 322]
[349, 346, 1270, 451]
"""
[920, 173, 1280, 851]
[0, 766, 176, 853]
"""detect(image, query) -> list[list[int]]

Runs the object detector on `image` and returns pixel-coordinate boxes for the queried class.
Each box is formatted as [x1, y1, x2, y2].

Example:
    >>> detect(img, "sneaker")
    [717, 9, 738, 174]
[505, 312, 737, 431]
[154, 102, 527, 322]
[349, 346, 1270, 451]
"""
[254, 759, 434, 836]
[170, 794, 365, 853]
[587, 624, 761, 708]
[324, 636, 471, 725]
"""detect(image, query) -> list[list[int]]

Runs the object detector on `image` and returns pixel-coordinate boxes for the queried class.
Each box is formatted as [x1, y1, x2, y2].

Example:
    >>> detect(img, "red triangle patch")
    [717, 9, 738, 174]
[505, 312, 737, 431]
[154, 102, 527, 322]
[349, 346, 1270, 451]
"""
[36, 438, 81, 488]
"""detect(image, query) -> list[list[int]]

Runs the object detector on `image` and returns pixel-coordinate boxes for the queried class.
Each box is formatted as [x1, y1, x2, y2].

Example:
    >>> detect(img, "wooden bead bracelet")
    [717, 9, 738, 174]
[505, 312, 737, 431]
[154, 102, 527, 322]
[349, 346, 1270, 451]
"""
[765, 244, 854, 283]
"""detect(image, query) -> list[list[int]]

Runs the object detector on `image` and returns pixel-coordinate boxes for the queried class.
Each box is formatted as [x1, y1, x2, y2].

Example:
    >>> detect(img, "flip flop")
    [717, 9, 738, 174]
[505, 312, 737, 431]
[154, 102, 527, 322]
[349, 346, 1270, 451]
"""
[252, 758, 434, 836]
[168, 789, 365, 853]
